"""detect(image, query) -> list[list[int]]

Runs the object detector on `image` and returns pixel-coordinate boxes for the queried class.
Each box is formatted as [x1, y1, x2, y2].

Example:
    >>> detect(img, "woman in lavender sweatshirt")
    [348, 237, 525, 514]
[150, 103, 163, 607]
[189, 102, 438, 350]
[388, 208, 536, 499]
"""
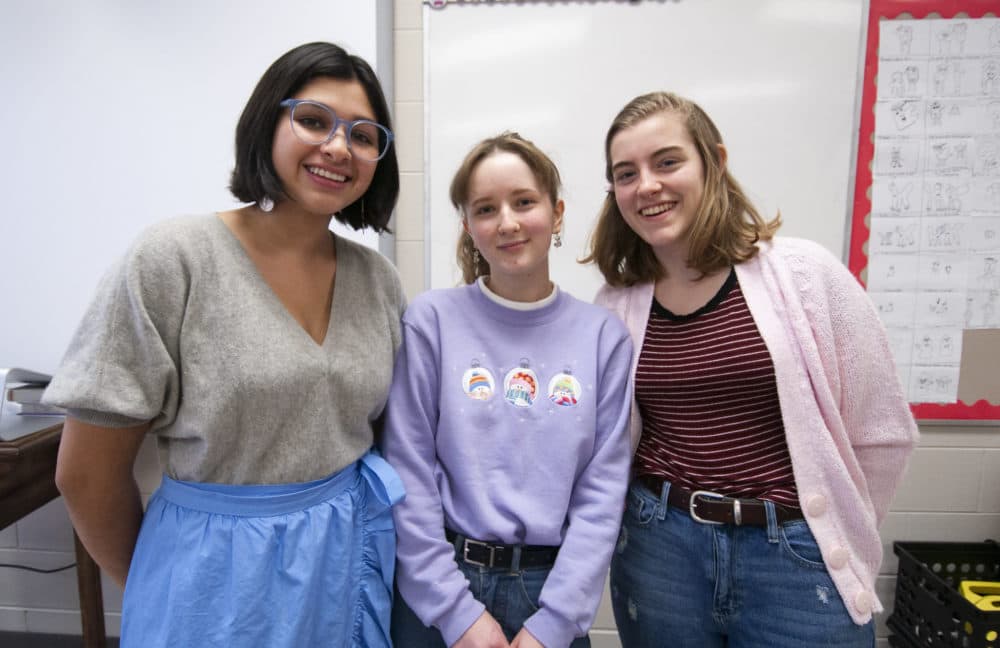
[383, 132, 634, 648]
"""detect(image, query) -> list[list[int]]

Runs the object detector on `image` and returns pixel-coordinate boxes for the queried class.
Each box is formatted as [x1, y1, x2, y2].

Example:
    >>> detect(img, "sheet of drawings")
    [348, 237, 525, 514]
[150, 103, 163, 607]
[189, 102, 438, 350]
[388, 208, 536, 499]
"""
[871, 17, 1000, 404]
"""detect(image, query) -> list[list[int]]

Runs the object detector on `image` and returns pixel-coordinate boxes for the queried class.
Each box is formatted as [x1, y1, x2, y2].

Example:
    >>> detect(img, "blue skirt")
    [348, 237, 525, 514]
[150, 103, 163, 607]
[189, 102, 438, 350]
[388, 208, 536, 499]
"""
[120, 452, 405, 648]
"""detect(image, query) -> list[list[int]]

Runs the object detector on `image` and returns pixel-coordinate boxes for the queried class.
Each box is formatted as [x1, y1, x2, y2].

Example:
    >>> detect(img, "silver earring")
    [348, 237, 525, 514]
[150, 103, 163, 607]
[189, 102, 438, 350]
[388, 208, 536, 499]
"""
[259, 196, 274, 213]
[553, 233, 562, 248]
[473, 247, 480, 267]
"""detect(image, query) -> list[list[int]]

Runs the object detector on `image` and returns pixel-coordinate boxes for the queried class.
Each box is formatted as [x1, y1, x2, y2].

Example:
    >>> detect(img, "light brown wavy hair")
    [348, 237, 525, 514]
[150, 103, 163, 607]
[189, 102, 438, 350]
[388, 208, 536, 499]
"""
[451, 132, 562, 284]
[583, 92, 780, 287]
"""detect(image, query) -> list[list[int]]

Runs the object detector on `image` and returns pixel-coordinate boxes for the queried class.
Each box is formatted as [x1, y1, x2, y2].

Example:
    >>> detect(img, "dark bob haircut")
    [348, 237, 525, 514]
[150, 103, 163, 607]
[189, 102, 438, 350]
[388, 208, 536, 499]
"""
[229, 42, 398, 232]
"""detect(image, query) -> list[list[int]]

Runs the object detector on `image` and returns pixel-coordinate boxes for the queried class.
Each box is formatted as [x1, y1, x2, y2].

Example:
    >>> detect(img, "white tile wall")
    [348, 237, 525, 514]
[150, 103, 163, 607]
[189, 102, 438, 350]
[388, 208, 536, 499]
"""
[2, 2, 997, 642]
[396, 240, 427, 300]
[979, 449, 1000, 512]
[394, 0, 426, 308]
[0, 549, 81, 610]
[0, 607, 27, 632]
[14, 499, 74, 552]
[590, 629, 622, 648]
[892, 448, 984, 512]
[394, 102, 425, 176]
[393, 30, 424, 104]
[0, 524, 17, 549]
[396, 173, 426, 242]
[24, 607, 121, 637]
[394, 0, 422, 30]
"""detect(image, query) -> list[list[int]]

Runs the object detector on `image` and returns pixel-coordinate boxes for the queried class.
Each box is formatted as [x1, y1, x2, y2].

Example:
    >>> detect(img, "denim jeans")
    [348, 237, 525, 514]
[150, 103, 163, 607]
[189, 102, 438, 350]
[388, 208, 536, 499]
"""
[610, 480, 875, 648]
[391, 550, 591, 648]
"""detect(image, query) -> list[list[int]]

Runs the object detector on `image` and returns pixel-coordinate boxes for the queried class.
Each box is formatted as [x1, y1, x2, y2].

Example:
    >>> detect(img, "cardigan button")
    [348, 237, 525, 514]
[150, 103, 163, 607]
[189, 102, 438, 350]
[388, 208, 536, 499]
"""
[828, 547, 849, 569]
[805, 495, 827, 517]
[854, 590, 874, 614]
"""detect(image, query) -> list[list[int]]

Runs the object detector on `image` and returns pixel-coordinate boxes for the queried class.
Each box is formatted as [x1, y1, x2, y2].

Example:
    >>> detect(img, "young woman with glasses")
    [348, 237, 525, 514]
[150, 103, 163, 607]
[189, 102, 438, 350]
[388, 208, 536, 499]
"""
[383, 132, 633, 648]
[585, 91, 919, 648]
[44, 42, 405, 647]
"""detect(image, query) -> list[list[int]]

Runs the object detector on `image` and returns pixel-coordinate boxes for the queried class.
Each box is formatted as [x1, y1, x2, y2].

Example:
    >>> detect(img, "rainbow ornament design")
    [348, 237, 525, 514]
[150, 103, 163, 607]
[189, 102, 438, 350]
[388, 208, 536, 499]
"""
[462, 365, 495, 401]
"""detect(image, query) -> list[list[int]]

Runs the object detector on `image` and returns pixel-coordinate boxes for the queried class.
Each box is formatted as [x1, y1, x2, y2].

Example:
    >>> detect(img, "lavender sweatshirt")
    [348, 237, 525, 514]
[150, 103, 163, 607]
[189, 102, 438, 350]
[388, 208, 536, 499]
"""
[383, 282, 633, 648]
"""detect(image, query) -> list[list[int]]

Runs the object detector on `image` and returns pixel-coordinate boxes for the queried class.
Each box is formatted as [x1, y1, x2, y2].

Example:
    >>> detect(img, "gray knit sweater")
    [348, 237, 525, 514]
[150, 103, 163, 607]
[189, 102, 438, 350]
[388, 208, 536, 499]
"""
[44, 214, 405, 484]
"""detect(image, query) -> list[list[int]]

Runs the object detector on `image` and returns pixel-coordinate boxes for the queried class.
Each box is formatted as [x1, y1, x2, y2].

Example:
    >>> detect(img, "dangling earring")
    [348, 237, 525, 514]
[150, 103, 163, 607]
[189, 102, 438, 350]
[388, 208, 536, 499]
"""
[473, 247, 481, 267]
[258, 196, 274, 213]
[553, 232, 562, 248]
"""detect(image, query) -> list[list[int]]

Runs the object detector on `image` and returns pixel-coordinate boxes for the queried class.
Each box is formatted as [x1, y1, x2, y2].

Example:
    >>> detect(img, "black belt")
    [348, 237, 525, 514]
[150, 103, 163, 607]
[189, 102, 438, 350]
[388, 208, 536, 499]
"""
[446, 528, 560, 569]
[637, 475, 804, 527]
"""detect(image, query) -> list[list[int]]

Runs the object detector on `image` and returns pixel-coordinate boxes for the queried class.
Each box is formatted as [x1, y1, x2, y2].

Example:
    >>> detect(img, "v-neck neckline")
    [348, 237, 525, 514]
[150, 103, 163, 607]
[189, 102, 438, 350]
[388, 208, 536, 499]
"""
[212, 213, 341, 350]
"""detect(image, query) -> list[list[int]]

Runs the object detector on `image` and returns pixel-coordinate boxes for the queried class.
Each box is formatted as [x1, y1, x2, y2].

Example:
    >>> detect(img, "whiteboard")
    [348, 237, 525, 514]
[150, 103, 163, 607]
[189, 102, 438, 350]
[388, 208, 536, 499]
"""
[0, 0, 390, 373]
[425, 0, 867, 300]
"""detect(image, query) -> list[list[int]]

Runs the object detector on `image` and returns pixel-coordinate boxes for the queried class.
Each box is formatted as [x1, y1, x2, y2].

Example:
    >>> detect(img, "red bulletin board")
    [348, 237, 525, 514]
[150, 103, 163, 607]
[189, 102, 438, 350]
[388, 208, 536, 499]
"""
[848, 0, 1000, 421]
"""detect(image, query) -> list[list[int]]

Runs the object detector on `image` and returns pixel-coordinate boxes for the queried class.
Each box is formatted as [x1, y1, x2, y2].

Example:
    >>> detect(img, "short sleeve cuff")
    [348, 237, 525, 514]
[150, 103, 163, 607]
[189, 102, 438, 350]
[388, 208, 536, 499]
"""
[63, 407, 150, 429]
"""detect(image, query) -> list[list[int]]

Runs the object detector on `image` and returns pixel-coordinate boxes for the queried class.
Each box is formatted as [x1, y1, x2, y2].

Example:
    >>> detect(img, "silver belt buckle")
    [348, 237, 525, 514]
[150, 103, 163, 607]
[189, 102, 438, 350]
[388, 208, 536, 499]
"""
[463, 538, 496, 567]
[689, 489, 732, 525]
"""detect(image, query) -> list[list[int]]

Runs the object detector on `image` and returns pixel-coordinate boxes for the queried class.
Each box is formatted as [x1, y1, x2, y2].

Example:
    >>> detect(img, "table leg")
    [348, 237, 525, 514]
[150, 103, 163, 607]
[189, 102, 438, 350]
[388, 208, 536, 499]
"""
[73, 531, 106, 648]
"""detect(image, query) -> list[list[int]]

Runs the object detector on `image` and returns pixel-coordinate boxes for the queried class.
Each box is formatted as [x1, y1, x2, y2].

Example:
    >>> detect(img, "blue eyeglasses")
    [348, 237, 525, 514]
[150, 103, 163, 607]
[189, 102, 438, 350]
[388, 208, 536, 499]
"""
[279, 99, 394, 162]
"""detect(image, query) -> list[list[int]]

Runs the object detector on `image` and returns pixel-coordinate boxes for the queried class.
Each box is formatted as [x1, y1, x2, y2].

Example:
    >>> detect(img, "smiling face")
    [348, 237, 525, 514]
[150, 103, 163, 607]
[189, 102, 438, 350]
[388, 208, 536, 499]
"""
[609, 110, 707, 261]
[462, 150, 564, 301]
[271, 77, 378, 217]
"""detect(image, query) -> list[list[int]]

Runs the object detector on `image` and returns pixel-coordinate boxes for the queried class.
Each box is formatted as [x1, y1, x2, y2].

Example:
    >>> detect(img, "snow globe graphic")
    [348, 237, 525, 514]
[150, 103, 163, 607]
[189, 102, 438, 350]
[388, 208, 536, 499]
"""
[503, 358, 538, 408]
[548, 369, 581, 406]
[462, 359, 495, 401]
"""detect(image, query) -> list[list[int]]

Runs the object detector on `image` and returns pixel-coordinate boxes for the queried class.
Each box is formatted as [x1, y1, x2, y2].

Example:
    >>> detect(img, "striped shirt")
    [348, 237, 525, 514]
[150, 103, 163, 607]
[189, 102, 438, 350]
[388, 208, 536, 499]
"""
[634, 269, 798, 506]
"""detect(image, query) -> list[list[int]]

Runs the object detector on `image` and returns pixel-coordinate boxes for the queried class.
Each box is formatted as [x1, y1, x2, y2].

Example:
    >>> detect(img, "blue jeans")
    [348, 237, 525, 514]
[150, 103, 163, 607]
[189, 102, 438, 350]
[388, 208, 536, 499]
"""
[610, 480, 875, 648]
[391, 552, 591, 648]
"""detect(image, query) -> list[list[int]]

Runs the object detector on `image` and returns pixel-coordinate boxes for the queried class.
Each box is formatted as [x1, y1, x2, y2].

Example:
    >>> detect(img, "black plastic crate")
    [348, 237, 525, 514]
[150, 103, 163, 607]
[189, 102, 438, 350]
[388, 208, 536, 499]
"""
[889, 633, 920, 648]
[888, 541, 1000, 648]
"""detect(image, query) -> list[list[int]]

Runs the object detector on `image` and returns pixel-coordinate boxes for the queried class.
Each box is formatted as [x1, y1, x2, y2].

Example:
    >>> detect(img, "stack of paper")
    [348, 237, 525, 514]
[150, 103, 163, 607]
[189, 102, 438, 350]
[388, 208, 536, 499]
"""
[0, 368, 64, 417]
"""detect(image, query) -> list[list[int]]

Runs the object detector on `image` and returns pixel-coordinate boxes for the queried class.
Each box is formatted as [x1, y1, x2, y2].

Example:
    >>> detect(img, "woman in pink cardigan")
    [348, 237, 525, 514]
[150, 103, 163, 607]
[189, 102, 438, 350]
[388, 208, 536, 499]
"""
[585, 91, 918, 647]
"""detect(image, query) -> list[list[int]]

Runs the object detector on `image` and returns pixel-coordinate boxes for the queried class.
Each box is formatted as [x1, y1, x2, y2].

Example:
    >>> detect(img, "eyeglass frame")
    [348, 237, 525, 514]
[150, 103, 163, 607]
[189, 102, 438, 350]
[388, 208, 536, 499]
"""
[279, 98, 395, 161]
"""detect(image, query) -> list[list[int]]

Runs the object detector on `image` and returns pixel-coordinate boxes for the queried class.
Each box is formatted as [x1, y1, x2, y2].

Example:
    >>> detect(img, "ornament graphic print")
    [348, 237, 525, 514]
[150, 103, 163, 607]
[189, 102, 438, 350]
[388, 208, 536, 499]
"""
[462, 360, 495, 401]
[503, 359, 538, 408]
[548, 369, 581, 406]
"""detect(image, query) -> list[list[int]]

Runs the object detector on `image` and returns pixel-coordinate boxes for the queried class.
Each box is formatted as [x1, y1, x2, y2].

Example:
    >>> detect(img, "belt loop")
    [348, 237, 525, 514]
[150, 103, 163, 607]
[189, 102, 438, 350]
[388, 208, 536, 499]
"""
[509, 545, 522, 573]
[452, 530, 466, 554]
[657, 481, 671, 521]
[764, 500, 779, 543]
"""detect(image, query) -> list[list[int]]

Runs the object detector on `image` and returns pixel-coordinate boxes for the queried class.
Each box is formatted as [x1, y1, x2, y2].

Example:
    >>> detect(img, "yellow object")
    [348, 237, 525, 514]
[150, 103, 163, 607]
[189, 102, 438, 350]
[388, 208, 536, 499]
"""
[959, 580, 1000, 612]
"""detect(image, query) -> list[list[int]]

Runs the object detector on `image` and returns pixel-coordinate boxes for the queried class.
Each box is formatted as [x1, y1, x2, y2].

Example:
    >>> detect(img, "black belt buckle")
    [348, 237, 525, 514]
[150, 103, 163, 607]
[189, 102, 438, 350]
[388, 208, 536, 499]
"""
[463, 538, 497, 567]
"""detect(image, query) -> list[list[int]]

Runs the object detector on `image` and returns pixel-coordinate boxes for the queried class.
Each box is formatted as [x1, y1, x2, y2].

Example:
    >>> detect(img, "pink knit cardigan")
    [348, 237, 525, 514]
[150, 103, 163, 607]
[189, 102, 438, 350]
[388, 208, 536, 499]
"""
[595, 236, 918, 624]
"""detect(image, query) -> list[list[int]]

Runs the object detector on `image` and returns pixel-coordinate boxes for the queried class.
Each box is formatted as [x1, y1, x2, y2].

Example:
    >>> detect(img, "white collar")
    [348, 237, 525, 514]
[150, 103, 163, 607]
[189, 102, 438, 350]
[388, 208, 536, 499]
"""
[476, 276, 558, 311]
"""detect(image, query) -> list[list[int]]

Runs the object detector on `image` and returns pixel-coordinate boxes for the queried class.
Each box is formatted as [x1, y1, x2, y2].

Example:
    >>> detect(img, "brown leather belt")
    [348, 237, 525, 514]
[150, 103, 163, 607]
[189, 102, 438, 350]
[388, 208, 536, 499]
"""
[446, 529, 560, 569]
[637, 475, 803, 527]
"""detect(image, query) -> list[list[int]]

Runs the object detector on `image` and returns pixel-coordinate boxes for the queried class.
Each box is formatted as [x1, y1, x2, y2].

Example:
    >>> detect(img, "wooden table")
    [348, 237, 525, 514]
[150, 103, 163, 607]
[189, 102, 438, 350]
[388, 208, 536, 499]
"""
[0, 417, 107, 648]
